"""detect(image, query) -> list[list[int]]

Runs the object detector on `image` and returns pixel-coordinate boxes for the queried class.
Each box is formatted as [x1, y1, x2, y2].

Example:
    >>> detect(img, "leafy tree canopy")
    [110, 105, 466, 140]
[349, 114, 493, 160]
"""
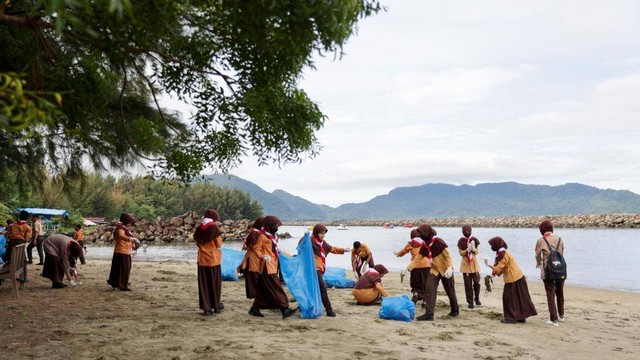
[0, 0, 382, 191]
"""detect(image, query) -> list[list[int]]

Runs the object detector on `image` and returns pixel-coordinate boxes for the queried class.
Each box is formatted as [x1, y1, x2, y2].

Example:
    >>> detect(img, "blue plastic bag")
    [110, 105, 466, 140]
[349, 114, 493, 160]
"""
[0, 228, 6, 264]
[379, 295, 415, 322]
[279, 232, 323, 319]
[220, 247, 246, 281]
[323, 267, 356, 288]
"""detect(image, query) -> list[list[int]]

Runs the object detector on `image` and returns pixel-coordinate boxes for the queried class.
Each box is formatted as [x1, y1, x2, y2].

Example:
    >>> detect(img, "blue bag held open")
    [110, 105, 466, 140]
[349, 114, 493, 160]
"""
[379, 294, 415, 322]
[221, 247, 246, 281]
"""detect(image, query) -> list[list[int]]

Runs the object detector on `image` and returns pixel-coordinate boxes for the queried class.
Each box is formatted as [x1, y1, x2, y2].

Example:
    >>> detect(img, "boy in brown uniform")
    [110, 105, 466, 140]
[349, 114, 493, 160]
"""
[249, 215, 298, 319]
[407, 224, 459, 321]
[310, 224, 349, 317]
[3, 210, 32, 266]
[457, 225, 481, 308]
[27, 215, 45, 265]
[535, 220, 565, 326]
[395, 229, 430, 306]
[351, 241, 375, 278]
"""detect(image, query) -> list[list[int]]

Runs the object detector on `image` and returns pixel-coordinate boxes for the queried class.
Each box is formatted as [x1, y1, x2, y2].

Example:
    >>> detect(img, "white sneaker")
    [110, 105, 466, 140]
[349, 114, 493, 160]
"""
[546, 320, 559, 327]
[558, 317, 565, 322]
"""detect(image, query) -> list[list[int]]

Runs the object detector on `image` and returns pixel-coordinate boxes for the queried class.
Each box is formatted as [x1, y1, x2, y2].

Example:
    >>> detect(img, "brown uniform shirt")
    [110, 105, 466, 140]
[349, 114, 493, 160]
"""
[73, 229, 85, 242]
[458, 246, 480, 273]
[313, 244, 346, 273]
[396, 243, 430, 268]
[535, 233, 564, 280]
[7, 221, 32, 241]
[254, 234, 279, 275]
[351, 243, 372, 266]
[113, 228, 134, 255]
[493, 251, 524, 283]
[197, 235, 223, 266]
[407, 248, 453, 276]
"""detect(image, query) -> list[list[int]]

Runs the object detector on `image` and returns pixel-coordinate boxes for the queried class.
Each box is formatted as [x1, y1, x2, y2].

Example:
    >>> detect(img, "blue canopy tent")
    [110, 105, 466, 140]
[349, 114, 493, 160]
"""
[18, 208, 68, 218]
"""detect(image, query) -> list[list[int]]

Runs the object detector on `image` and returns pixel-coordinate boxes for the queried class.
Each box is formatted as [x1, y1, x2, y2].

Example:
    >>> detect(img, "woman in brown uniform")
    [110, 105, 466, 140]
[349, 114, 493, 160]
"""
[42, 234, 83, 288]
[311, 224, 349, 317]
[241, 216, 264, 299]
[352, 264, 390, 305]
[485, 236, 537, 324]
[408, 224, 459, 321]
[395, 229, 430, 306]
[107, 213, 139, 291]
[458, 224, 481, 308]
[249, 215, 298, 319]
[194, 209, 224, 316]
[535, 220, 565, 326]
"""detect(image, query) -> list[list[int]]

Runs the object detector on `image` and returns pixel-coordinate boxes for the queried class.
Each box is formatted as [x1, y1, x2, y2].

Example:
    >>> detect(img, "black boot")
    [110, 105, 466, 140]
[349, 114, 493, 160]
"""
[416, 312, 434, 321]
[249, 308, 264, 317]
[326, 309, 336, 317]
[281, 307, 298, 319]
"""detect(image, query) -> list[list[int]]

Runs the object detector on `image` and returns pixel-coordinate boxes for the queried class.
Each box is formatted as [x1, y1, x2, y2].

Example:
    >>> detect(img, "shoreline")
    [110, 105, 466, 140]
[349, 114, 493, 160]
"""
[2, 260, 639, 359]
[284, 213, 640, 229]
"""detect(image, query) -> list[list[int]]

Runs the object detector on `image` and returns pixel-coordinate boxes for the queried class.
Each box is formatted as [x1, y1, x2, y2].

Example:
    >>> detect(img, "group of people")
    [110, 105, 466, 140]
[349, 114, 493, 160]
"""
[390, 221, 565, 326]
[2, 209, 565, 327]
[1, 210, 87, 288]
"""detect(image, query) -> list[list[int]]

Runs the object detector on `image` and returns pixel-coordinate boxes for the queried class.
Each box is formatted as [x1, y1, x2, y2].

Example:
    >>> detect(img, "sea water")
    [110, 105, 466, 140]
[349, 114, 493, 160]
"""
[86, 226, 640, 293]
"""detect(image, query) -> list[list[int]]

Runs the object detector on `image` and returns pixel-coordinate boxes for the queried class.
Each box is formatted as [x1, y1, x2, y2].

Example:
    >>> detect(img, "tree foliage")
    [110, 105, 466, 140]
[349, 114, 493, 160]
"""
[0, 0, 382, 191]
[0, 172, 263, 221]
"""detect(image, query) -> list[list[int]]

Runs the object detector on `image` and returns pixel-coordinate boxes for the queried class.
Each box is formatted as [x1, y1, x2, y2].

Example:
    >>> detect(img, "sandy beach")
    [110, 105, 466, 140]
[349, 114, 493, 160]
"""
[1, 260, 639, 360]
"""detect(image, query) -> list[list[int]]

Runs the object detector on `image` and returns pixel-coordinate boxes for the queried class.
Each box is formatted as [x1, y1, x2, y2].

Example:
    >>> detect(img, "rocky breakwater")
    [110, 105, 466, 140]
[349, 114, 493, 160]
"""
[286, 213, 640, 229]
[85, 211, 253, 244]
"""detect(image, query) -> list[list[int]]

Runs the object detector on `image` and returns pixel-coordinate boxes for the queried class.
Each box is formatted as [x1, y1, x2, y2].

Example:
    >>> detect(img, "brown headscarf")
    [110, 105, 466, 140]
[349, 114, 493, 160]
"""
[244, 216, 264, 248]
[354, 264, 388, 289]
[416, 224, 447, 258]
[312, 224, 328, 237]
[539, 220, 554, 235]
[457, 224, 479, 251]
[488, 236, 508, 266]
[204, 208, 220, 222]
[409, 229, 423, 247]
[119, 213, 136, 226]
[193, 209, 222, 244]
[262, 215, 282, 235]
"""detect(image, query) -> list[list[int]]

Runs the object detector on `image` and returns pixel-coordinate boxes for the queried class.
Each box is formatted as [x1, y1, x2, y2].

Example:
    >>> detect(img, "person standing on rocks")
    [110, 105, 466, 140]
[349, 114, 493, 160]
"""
[107, 213, 139, 291]
[194, 209, 224, 316]
[457, 225, 481, 308]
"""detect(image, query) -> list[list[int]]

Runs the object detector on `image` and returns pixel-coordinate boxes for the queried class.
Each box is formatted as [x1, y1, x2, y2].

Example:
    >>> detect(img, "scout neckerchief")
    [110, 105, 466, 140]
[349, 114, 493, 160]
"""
[312, 235, 326, 267]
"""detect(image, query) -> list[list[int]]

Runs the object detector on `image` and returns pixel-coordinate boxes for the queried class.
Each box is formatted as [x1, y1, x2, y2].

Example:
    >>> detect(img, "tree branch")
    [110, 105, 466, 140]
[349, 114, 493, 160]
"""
[118, 70, 160, 162]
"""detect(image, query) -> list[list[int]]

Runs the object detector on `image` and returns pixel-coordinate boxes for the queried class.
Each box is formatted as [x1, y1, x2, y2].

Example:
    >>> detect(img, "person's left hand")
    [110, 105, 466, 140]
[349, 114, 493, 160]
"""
[444, 267, 454, 279]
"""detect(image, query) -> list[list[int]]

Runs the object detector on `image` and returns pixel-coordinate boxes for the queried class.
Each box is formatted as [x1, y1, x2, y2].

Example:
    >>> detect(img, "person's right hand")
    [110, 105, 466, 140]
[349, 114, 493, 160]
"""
[263, 255, 271, 262]
[393, 251, 399, 256]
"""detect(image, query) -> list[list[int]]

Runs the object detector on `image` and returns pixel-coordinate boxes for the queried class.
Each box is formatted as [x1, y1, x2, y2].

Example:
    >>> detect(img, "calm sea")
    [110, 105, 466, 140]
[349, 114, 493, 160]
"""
[87, 226, 640, 293]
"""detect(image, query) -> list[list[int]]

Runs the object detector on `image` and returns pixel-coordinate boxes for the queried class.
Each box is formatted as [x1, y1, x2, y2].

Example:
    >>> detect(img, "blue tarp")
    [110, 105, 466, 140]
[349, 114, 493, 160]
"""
[279, 232, 323, 319]
[323, 267, 356, 288]
[0, 227, 5, 264]
[221, 247, 246, 281]
[19, 208, 68, 218]
[379, 295, 415, 322]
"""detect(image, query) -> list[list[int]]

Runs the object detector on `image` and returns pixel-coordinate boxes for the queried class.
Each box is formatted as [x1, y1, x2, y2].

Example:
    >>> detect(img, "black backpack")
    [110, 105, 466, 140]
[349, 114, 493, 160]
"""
[543, 237, 567, 281]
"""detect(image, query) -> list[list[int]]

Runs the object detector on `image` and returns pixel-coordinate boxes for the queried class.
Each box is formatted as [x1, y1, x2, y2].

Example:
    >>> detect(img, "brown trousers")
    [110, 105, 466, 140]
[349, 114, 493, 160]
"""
[462, 272, 481, 304]
[424, 272, 459, 314]
[317, 270, 333, 312]
[544, 279, 565, 321]
[410, 267, 430, 300]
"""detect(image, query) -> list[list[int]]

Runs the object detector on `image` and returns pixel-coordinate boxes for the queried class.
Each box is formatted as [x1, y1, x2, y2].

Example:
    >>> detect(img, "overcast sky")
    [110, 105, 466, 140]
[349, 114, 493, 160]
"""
[168, 0, 640, 207]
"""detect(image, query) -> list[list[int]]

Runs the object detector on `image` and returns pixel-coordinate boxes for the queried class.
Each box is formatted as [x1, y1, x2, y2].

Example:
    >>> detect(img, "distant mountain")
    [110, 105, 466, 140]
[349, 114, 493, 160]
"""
[202, 175, 640, 220]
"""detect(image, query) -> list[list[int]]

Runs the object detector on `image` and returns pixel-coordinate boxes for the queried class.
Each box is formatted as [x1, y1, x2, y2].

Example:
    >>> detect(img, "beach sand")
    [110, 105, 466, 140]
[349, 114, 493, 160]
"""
[1, 260, 639, 359]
